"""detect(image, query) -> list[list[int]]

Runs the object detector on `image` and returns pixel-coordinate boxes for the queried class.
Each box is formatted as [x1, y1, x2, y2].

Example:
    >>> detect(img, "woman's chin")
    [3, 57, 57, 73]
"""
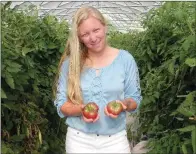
[90, 44, 107, 53]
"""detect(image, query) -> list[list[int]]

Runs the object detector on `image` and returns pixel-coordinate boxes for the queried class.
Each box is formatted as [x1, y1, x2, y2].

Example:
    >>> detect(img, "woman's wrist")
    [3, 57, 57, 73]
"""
[73, 103, 84, 116]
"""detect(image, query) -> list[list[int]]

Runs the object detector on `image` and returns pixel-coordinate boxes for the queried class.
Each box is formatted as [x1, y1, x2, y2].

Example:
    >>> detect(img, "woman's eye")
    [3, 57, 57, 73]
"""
[82, 34, 88, 37]
[94, 29, 99, 32]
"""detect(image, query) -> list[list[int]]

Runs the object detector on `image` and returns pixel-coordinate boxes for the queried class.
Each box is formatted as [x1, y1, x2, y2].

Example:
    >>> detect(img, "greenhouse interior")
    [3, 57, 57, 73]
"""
[1, 1, 196, 154]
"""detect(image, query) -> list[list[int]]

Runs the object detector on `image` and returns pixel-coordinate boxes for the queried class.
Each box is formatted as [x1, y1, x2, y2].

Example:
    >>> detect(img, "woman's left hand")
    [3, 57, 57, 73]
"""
[116, 100, 127, 110]
[104, 100, 127, 118]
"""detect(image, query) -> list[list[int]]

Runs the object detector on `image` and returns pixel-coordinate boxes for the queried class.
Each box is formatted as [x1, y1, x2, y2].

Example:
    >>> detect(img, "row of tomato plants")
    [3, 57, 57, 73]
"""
[1, 2, 69, 154]
[109, 2, 196, 154]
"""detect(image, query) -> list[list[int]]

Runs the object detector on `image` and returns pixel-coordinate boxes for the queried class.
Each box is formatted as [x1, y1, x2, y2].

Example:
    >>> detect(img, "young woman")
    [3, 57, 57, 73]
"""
[53, 6, 142, 153]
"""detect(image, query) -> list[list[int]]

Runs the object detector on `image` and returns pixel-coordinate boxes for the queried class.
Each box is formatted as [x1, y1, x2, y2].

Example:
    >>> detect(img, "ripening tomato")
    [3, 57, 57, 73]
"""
[89, 102, 99, 112]
[107, 101, 123, 115]
[83, 102, 99, 120]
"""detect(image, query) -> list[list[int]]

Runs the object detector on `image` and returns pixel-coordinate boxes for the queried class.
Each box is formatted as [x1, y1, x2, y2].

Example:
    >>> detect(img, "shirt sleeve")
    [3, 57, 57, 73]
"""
[124, 52, 142, 113]
[54, 59, 69, 118]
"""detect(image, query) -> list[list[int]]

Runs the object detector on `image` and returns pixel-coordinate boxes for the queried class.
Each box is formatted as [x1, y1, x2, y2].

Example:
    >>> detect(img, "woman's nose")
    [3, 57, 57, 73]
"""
[89, 33, 97, 42]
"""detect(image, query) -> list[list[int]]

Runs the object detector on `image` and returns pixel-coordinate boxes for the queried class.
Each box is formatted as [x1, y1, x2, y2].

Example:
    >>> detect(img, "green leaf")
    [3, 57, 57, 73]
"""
[176, 91, 196, 117]
[192, 127, 196, 154]
[1, 88, 7, 98]
[154, 91, 160, 98]
[5, 75, 15, 89]
[146, 46, 153, 57]
[38, 40, 46, 49]
[187, 34, 195, 43]
[147, 63, 151, 70]
[175, 9, 184, 21]
[22, 47, 34, 56]
[28, 70, 35, 78]
[6, 61, 22, 68]
[181, 144, 188, 154]
[7, 66, 21, 73]
[175, 69, 180, 79]
[6, 120, 14, 131]
[1, 142, 14, 154]
[168, 61, 174, 75]
[182, 35, 195, 51]
[167, 146, 170, 154]
[177, 106, 194, 117]
[48, 42, 57, 49]
[185, 91, 196, 105]
[185, 58, 196, 67]
[59, 46, 65, 53]
[175, 117, 184, 121]
[184, 139, 191, 145]
[38, 129, 42, 144]
[177, 125, 195, 132]
[1, 103, 21, 112]
[170, 111, 178, 116]
[172, 146, 178, 154]
[10, 134, 26, 142]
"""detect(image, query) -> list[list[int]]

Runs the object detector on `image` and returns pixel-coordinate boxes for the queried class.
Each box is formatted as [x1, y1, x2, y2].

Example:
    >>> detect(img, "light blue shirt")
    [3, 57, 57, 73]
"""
[54, 50, 142, 135]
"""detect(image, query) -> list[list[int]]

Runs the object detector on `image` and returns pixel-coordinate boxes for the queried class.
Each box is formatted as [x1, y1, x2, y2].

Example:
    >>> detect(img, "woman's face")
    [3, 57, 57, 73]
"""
[78, 16, 107, 53]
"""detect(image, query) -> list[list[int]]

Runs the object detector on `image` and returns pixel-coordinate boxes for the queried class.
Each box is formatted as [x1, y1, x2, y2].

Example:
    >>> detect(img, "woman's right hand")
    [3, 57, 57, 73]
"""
[82, 114, 100, 123]
[81, 103, 100, 123]
[104, 106, 118, 118]
[104, 100, 127, 118]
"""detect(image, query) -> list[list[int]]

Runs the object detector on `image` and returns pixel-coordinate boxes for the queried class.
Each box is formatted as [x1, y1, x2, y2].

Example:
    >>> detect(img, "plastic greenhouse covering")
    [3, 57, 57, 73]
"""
[2, 1, 163, 32]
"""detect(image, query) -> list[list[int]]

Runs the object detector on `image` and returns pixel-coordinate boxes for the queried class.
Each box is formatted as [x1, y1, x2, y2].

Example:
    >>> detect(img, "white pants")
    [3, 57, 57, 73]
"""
[65, 127, 131, 153]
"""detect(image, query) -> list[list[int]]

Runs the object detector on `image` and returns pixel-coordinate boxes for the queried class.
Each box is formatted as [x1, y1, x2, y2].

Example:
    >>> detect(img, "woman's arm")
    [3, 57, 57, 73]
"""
[61, 101, 100, 123]
[60, 101, 83, 116]
[123, 52, 142, 113]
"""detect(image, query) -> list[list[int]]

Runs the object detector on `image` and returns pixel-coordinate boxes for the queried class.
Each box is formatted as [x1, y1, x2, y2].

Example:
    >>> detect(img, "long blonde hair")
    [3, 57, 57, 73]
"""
[53, 6, 107, 104]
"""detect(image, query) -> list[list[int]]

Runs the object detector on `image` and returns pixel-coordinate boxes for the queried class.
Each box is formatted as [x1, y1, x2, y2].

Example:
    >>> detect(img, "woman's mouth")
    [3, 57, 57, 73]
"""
[91, 41, 100, 47]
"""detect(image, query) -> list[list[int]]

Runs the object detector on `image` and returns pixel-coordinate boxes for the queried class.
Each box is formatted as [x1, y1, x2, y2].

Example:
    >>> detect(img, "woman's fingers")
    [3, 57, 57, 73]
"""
[121, 102, 127, 110]
[109, 113, 118, 118]
[93, 114, 100, 123]
[116, 100, 127, 110]
[104, 107, 110, 116]
[82, 115, 93, 123]
[104, 106, 119, 118]
[80, 104, 85, 110]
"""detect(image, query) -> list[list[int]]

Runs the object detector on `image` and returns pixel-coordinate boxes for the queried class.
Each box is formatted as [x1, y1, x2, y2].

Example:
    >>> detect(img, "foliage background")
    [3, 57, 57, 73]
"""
[1, 2, 69, 154]
[1, 2, 196, 154]
[109, 2, 196, 154]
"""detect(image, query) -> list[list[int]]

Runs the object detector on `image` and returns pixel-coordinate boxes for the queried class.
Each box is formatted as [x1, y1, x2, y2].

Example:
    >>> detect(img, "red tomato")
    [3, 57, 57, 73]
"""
[83, 102, 99, 120]
[107, 101, 123, 115]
